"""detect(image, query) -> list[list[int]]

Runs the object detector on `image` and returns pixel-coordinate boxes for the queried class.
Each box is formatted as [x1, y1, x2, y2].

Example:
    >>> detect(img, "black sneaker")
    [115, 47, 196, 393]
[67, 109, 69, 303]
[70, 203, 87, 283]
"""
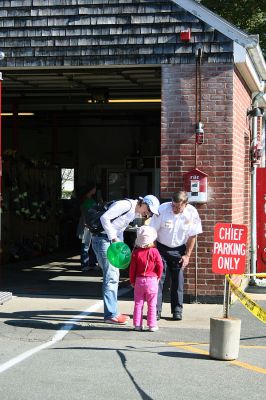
[173, 313, 182, 321]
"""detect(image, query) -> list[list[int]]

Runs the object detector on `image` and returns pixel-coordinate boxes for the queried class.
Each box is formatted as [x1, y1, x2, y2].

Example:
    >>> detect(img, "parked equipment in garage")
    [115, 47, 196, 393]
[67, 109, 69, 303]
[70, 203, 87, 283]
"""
[2, 152, 62, 263]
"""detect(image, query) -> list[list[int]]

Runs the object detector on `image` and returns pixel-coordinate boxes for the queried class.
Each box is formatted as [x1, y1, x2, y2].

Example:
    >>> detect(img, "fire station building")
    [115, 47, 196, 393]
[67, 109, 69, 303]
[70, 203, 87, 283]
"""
[1, 0, 266, 303]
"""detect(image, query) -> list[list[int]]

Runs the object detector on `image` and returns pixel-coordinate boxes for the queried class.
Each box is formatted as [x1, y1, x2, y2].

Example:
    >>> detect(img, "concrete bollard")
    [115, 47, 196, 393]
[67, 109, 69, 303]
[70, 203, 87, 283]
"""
[209, 317, 241, 360]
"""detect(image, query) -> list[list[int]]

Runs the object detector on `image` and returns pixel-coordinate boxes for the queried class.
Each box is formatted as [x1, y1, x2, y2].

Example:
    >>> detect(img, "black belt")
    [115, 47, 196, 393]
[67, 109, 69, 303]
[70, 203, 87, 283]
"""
[157, 242, 186, 251]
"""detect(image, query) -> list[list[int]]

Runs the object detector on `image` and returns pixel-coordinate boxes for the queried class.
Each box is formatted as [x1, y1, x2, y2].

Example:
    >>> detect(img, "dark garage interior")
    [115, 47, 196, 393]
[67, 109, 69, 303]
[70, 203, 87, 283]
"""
[1, 66, 162, 264]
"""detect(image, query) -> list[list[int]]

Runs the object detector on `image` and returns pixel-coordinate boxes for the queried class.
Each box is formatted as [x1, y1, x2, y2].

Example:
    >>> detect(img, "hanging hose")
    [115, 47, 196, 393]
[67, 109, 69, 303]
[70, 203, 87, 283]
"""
[198, 48, 202, 122]
[195, 48, 204, 167]
[195, 56, 198, 168]
[194, 48, 203, 302]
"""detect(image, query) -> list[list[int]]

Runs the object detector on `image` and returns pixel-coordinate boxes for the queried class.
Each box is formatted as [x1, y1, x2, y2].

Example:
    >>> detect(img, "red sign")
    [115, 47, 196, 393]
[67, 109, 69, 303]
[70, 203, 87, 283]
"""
[256, 168, 266, 272]
[212, 223, 247, 275]
[184, 168, 208, 193]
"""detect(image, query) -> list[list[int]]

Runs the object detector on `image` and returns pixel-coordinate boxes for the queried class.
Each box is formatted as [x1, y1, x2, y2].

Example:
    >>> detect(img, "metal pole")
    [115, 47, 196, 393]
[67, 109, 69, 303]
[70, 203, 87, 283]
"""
[250, 115, 258, 285]
[223, 275, 230, 318]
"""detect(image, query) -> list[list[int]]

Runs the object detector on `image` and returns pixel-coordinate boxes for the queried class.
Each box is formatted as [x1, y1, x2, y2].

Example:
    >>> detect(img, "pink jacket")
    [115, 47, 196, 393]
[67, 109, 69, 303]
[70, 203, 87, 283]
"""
[129, 247, 164, 285]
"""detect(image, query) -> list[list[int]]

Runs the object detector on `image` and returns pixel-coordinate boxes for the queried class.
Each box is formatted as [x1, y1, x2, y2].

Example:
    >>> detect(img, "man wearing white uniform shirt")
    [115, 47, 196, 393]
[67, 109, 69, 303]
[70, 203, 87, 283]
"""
[149, 191, 202, 321]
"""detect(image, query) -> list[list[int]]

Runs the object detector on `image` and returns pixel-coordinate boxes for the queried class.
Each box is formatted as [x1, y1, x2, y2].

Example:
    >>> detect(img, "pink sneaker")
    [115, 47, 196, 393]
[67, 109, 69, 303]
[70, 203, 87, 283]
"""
[104, 314, 130, 325]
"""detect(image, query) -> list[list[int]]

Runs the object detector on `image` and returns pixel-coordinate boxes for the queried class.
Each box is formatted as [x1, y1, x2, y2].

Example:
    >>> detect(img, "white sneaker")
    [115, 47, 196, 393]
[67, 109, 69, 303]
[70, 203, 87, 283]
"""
[149, 326, 159, 332]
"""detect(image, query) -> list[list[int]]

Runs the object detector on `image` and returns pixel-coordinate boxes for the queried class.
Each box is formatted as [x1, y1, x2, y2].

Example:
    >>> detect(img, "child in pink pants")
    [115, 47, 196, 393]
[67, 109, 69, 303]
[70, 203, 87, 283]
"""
[129, 226, 163, 331]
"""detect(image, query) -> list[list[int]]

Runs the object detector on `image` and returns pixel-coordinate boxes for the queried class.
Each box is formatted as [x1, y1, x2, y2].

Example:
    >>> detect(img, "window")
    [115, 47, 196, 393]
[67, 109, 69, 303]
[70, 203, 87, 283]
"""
[61, 168, 74, 199]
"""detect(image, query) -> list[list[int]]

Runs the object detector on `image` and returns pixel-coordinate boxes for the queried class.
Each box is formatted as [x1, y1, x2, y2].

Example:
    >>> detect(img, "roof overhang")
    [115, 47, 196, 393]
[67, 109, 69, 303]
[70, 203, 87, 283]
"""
[234, 43, 266, 108]
[247, 42, 266, 82]
[234, 42, 264, 92]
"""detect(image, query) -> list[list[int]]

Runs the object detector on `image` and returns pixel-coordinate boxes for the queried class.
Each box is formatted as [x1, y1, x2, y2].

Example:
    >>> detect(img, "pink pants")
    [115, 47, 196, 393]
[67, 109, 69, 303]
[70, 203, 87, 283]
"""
[133, 276, 158, 328]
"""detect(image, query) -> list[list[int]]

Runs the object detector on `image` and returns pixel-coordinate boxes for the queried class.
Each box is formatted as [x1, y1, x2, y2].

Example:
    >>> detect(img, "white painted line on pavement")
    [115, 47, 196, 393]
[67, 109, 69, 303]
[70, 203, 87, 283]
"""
[0, 286, 131, 374]
[0, 300, 103, 374]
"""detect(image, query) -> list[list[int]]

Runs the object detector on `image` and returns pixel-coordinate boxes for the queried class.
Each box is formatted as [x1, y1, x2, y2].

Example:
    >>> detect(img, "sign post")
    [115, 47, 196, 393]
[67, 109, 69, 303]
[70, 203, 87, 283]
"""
[210, 223, 247, 360]
[223, 277, 230, 319]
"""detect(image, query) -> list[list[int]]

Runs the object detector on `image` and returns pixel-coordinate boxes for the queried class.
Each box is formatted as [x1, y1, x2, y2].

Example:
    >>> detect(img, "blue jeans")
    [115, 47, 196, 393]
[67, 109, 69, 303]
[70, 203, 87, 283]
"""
[92, 235, 120, 319]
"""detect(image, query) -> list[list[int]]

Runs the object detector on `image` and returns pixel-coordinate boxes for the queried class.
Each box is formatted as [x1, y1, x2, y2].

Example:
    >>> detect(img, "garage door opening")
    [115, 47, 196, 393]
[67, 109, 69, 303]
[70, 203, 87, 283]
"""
[1, 66, 161, 263]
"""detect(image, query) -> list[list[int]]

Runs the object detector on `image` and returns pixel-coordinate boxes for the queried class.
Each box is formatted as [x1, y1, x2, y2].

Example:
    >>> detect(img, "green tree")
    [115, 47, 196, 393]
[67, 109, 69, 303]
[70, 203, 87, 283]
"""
[201, 0, 266, 56]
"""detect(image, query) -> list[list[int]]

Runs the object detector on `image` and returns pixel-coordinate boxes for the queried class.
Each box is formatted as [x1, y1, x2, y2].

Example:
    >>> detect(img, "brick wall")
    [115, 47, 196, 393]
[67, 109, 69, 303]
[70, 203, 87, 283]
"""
[161, 63, 251, 302]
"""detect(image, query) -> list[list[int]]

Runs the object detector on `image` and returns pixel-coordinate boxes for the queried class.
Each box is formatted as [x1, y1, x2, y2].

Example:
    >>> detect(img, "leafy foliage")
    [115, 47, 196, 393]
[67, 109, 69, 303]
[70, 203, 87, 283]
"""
[201, 0, 266, 56]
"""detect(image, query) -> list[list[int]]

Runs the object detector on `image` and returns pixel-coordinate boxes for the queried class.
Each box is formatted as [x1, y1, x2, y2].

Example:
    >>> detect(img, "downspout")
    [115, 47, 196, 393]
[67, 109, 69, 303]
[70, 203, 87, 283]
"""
[250, 111, 258, 285]
[249, 92, 265, 285]
[194, 48, 203, 303]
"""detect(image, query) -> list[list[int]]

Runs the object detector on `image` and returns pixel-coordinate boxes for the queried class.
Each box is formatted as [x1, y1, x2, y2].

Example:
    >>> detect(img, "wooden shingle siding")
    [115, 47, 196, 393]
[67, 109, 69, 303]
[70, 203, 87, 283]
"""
[0, 0, 233, 68]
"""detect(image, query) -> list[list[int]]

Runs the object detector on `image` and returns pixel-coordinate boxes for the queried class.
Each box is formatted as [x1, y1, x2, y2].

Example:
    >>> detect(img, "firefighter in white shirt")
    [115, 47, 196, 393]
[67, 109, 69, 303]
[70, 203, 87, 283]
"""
[149, 191, 202, 321]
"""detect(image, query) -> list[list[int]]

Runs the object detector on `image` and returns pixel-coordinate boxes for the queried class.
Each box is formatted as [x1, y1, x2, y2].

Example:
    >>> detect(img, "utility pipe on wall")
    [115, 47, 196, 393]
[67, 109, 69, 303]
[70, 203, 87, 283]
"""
[250, 114, 258, 285]
[193, 48, 203, 302]
[249, 92, 265, 285]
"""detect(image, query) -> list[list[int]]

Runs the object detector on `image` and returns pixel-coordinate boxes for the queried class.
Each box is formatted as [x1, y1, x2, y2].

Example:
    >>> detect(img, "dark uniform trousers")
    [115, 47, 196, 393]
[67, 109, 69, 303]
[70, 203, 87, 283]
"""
[156, 242, 186, 315]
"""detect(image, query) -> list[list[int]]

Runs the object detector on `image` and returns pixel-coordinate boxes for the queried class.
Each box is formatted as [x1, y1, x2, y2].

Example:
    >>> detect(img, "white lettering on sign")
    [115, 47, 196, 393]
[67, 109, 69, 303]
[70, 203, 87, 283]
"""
[219, 227, 244, 241]
[213, 242, 245, 255]
[217, 257, 240, 271]
[212, 223, 247, 275]
[190, 175, 200, 180]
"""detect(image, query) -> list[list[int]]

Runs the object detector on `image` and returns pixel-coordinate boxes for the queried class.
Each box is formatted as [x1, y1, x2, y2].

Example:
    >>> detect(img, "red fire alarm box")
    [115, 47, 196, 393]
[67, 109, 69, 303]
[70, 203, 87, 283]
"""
[184, 168, 208, 203]
[180, 29, 191, 41]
